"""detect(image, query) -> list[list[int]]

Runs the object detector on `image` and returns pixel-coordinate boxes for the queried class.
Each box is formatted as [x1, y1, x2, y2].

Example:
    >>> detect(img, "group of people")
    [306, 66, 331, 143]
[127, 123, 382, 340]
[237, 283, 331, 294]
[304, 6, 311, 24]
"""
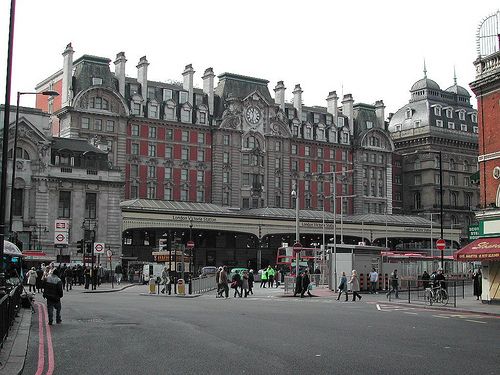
[336, 270, 363, 301]
[215, 266, 255, 298]
[259, 265, 282, 288]
[293, 269, 314, 298]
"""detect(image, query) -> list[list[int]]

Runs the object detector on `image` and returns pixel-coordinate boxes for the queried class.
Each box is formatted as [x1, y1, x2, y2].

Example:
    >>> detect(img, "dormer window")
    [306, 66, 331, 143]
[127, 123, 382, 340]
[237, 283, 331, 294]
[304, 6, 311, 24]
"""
[287, 108, 295, 120]
[92, 77, 103, 85]
[293, 124, 300, 137]
[179, 91, 188, 104]
[305, 126, 313, 139]
[341, 131, 349, 144]
[329, 128, 338, 143]
[434, 106, 442, 116]
[405, 108, 412, 119]
[313, 113, 320, 123]
[163, 89, 173, 101]
[181, 104, 192, 123]
[338, 117, 345, 127]
[165, 100, 176, 121]
[129, 84, 139, 96]
[199, 112, 206, 124]
[90, 97, 109, 110]
[317, 127, 325, 141]
[458, 111, 465, 121]
[471, 113, 477, 123]
[326, 115, 332, 126]
[148, 103, 159, 119]
[395, 124, 402, 131]
[446, 108, 453, 118]
[147, 87, 156, 100]
[132, 102, 141, 116]
[366, 121, 373, 129]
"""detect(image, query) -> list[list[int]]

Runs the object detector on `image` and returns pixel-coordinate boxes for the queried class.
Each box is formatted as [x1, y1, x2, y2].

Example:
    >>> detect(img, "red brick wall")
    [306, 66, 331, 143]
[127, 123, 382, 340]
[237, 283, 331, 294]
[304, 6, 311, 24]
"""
[477, 91, 500, 206]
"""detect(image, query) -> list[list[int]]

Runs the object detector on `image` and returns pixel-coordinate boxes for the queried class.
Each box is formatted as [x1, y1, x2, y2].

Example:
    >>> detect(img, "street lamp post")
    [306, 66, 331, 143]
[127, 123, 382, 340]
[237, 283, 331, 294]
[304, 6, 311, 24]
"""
[291, 182, 300, 277]
[9, 91, 58, 236]
[438, 151, 444, 269]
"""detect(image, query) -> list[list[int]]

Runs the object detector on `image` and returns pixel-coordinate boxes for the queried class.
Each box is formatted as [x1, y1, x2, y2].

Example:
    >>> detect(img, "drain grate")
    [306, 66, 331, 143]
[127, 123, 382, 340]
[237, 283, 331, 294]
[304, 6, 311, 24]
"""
[76, 318, 104, 323]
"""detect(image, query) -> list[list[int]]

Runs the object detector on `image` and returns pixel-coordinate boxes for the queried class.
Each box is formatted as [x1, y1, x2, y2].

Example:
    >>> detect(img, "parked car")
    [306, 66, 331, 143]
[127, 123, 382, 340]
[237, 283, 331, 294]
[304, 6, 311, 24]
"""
[200, 266, 218, 277]
[229, 268, 248, 281]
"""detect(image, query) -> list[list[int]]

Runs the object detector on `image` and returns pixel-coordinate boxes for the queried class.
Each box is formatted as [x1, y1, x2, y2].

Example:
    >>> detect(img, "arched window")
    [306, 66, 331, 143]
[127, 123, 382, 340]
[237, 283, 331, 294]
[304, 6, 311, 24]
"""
[8, 147, 30, 160]
[245, 136, 259, 149]
[90, 97, 109, 110]
[449, 159, 455, 171]
[450, 191, 458, 207]
[463, 160, 469, 172]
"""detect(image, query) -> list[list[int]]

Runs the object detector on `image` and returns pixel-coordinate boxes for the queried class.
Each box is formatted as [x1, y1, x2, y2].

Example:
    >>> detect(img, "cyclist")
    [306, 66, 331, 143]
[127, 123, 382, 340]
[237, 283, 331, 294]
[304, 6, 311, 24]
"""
[434, 268, 446, 290]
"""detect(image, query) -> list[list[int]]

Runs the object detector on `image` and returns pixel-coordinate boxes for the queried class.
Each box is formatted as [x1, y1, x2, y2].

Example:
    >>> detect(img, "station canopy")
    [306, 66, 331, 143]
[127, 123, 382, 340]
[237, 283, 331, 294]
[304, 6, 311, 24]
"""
[454, 238, 500, 261]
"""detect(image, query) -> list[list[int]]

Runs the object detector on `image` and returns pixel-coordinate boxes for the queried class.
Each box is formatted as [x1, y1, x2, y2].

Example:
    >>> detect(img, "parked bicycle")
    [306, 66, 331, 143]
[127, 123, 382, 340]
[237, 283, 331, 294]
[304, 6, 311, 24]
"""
[425, 286, 449, 306]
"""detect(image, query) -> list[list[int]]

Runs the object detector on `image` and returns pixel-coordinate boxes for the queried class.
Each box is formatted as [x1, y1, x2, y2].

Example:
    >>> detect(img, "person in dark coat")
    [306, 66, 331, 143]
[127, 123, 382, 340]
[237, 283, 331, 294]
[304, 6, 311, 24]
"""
[421, 271, 430, 289]
[248, 269, 254, 295]
[301, 270, 313, 298]
[43, 268, 64, 325]
[232, 272, 243, 298]
[84, 266, 91, 289]
[472, 269, 482, 300]
[36, 266, 44, 293]
[293, 272, 303, 297]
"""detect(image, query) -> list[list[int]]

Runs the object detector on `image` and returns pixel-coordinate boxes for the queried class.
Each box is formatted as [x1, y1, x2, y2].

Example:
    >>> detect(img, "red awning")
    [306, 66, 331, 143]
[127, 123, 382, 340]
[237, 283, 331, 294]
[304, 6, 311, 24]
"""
[454, 238, 500, 261]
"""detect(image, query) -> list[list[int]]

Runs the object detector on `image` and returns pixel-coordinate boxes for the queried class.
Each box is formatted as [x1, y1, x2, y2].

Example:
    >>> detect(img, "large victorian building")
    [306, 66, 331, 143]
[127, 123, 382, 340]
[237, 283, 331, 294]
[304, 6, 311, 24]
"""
[35, 43, 396, 217]
[388, 69, 479, 242]
[0, 105, 122, 262]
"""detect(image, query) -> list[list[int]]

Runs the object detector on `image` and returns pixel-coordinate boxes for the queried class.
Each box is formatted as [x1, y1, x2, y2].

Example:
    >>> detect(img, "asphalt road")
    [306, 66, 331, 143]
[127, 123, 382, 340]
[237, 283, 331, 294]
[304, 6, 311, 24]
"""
[22, 285, 499, 375]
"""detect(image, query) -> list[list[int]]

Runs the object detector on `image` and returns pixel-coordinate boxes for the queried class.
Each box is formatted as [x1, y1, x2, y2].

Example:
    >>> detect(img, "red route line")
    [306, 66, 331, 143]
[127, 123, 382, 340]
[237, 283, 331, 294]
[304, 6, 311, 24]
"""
[35, 303, 45, 375]
[34, 302, 56, 375]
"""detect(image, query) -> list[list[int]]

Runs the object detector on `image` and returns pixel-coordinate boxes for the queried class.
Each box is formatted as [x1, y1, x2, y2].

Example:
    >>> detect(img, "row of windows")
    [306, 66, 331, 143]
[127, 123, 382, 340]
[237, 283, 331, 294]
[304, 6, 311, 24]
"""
[290, 144, 348, 160]
[405, 107, 477, 122]
[362, 153, 385, 164]
[434, 120, 478, 133]
[81, 117, 115, 132]
[363, 202, 388, 214]
[131, 143, 207, 161]
[58, 191, 97, 219]
[130, 165, 206, 182]
[131, 126, 207, 143]
[130, 185, 205, 202]
[414, 158, 476, 172]
[413, 190, 474, 209]
[413, 174, 473, 186]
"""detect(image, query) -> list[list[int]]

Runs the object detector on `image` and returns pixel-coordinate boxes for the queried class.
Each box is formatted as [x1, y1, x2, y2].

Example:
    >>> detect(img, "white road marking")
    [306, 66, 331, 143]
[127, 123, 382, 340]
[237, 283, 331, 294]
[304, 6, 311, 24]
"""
[404, 312, 418, 315]
[433, 315, 450, 319]
[465, 319, 486, 324]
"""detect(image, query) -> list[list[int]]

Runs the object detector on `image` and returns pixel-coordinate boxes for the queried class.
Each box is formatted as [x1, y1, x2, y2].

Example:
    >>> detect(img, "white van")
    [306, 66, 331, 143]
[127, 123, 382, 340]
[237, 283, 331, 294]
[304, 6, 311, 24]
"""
[142, 263, 165, 284]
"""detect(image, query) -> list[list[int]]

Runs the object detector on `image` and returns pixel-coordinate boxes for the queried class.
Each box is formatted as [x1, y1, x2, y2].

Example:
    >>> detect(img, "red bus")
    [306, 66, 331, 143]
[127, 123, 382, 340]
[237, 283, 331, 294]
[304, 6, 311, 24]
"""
[276, 246, 320, 275]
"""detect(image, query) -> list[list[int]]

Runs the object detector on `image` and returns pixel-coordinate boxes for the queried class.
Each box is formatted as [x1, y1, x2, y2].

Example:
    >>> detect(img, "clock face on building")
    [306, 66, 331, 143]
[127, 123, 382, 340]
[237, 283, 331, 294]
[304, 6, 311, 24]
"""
[246, 106, 261, 125]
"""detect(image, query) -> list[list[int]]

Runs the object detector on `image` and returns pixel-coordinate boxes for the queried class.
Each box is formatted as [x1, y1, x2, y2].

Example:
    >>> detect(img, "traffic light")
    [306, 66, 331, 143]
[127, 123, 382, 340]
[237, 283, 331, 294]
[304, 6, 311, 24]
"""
[76, 239, 84, 254]
[85, 242, 92, 254]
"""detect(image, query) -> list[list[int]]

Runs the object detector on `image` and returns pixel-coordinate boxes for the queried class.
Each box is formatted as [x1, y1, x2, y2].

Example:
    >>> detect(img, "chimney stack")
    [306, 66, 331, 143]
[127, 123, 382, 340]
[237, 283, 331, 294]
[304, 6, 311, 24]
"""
[274, 81, 286, 112]
[182, 64, 195, 106]
[293, 84, 303, 120]
[375, 100, 385, 128]
[202, 67, 215, 115]
[114, 52, 127, 97]
[61, 43, 74, 107]
[341, 94, 354, 134]
[136, 56, 149, 101]
[326, 91, 339, 125]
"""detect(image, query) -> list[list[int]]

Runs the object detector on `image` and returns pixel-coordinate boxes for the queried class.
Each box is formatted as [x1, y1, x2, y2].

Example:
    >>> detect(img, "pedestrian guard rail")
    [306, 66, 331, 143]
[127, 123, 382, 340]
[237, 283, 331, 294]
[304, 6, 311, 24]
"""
[386, 279, 471, 307]
[0, 285, 22, 350]
[191, 274, 217, 294]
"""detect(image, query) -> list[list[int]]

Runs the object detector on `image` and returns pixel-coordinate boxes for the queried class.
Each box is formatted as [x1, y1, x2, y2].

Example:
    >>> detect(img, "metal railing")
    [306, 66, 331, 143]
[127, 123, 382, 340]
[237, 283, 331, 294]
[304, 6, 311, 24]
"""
[191, 274, 217, 294]
[0, 285, 23, 349]
[386, 279, 470, 308]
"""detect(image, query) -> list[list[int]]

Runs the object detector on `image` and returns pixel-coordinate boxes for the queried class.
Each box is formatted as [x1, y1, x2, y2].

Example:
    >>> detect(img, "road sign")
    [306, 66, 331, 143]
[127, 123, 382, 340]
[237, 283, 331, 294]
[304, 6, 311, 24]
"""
[94, 242, 105, 255]
[106, 249, 113, 258]
[436, 239, 446, 251]
[54, 232, 68, 245]
[186, 240, 195, 249]
[468, 224, 480, 241]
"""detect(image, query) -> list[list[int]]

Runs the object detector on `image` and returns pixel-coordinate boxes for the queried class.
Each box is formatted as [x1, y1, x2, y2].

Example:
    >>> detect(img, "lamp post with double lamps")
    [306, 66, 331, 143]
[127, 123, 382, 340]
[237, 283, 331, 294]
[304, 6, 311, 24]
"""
[9, 91, 59, 237]
[316, 169, 354, 290]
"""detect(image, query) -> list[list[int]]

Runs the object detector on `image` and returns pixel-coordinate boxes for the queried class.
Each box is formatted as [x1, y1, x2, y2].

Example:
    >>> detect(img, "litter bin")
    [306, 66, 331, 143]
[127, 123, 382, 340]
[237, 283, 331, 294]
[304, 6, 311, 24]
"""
[177, 279, 185, 295]
[149, 277, 156, 294]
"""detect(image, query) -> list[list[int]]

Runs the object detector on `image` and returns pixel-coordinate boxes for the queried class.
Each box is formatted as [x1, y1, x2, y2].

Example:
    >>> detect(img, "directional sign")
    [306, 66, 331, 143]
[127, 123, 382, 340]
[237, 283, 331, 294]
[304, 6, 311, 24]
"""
[436, 239, 446, 251]
[94, 242, 105, 255]
[186, 240, 195, 249]
[54, 232, 68, 245]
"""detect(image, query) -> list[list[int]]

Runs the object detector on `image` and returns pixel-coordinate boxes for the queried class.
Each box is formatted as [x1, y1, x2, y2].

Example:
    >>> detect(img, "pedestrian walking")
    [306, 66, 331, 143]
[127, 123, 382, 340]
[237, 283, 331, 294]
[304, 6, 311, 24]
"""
[84, 266, 91, 289]
[293, 272, 303, 297]
[161, 266, 171, 294]
[97, 264, 105, 286]
[231, 272, 243, 298]
[369, 268, 378, 294]
[336, 272, 348, 301]
[301, 270, 313, 298]
[386, 269, 399, 299]
[43, 268, 64, 325]
[314, 267, 321, 287]
[421, 270, 430, 289]
[115, 264, 123, 285]
[472, 269, 482, 300]
[267, 265, 275, 288]
[64, 266, 73, 291]
[248, 269, 254, 295]
[60, 265, 67, 291]
[348, 270, 362, 301]
[275, 267, 281, 288]
[27, 267, 37, 293]
[36, 266, 44, 293]
[220, 266, 229, 298]
[260, 268, 268, 288]
[242, 270, 249, 297]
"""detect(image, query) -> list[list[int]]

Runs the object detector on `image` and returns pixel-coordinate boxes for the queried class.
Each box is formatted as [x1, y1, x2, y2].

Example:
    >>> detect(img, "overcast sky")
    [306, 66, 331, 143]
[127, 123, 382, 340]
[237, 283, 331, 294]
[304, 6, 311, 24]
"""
[0, 1, 498, 116]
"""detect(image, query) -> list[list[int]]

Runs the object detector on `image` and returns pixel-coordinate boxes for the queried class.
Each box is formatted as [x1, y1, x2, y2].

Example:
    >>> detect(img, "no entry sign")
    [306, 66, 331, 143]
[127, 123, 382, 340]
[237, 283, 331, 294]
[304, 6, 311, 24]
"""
[186, 240, 195, 249]
[436, 239, 446, 251]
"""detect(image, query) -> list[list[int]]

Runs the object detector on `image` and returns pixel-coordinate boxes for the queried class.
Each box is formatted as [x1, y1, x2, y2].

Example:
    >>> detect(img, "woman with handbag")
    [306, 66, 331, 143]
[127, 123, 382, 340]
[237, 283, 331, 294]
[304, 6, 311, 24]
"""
[348, 270, 362, 302]
[337, 272, 348, 301]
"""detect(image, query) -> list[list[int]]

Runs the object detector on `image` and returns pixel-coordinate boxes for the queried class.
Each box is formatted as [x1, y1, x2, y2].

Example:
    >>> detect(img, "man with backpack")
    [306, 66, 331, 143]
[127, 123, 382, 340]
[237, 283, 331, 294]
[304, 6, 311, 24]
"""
[43, 268, 64, 325]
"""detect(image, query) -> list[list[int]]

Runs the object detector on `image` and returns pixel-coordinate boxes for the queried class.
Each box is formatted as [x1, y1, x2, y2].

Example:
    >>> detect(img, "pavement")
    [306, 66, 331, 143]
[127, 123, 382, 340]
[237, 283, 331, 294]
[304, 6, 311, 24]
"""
[1, 283, 499, 375]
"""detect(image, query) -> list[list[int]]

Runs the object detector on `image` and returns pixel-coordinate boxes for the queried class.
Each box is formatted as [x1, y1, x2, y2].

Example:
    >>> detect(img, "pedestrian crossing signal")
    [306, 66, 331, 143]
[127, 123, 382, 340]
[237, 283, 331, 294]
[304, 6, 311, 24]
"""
[76, 239, 84, 254]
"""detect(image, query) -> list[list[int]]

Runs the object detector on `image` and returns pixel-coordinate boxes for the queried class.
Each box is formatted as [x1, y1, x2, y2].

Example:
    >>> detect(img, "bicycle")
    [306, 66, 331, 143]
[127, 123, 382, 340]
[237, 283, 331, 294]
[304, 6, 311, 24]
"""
[425, 285, 449, 306]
